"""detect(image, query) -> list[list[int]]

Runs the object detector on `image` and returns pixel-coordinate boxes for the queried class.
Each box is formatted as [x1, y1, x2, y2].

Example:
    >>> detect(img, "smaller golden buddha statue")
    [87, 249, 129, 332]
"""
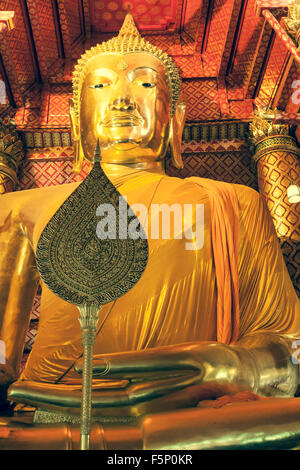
[0, 13, 300, 449]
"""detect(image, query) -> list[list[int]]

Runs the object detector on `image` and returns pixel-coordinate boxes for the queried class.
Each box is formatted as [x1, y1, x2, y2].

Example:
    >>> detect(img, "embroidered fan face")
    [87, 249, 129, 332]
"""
[36, 158, 148, 307]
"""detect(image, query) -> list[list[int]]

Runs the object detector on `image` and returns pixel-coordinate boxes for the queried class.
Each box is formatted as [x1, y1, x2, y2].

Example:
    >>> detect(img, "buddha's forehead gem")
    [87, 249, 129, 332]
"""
[117, 60, 129, 71]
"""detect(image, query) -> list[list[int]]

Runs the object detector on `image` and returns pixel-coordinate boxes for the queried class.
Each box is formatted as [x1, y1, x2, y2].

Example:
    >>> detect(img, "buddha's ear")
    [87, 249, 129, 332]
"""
[69, 98, 83, 174]
[169, 100, 187, 169]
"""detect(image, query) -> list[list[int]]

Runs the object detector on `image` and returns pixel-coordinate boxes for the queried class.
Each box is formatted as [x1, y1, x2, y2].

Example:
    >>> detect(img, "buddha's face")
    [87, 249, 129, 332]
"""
[79, 52, 171, 165]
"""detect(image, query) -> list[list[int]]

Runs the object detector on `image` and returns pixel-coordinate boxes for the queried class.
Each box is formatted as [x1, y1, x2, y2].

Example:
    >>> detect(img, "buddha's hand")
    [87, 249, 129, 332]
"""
[74, 342, 257, 410]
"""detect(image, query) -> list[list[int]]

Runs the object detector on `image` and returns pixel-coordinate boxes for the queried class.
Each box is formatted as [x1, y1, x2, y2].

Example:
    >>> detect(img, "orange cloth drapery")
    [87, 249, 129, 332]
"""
[196, 179, 240, 344]
[0, 170, 299, 384]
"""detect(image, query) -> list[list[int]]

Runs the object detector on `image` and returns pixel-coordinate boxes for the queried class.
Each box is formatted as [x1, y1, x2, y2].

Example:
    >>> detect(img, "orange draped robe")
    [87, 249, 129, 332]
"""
[1, 171, 299, 384]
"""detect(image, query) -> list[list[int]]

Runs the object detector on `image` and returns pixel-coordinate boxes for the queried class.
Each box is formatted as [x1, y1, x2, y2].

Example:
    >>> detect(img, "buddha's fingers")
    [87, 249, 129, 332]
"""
[75, 342, 203, 379]
[91, 372, 204, 408]
[125, 372, 204, 405]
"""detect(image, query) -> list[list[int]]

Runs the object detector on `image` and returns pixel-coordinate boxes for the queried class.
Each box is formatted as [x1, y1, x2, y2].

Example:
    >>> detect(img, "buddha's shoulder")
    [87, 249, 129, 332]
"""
[229, 182, 264, 216]
[0, 182, 80, 217]
[2, 181, 79, 201]
[164, 175, 261, 204]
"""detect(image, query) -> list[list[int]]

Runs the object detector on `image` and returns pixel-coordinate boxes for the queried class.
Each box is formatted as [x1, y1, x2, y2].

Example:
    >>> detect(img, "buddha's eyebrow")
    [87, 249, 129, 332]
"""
[87, 68, 116, 79]
[129, 66, 166, 85]
[131, 67, 159, 75]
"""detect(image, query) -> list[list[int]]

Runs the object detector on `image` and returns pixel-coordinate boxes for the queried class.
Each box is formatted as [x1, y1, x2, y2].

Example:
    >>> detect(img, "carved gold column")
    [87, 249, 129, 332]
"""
[0, 121, 24, 194]
[249, 113, 300, 296]
[283, 1, 300, 49]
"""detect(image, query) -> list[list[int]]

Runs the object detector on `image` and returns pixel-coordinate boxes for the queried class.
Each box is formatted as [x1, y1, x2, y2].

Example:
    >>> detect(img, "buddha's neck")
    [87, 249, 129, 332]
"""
[101, 160, 166, 179]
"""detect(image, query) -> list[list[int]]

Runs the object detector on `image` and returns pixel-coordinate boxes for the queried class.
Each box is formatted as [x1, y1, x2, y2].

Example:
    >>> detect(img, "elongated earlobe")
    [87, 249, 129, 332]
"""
[73, 139, 84, 174]
[169, 101, 187, 169]
[69, 98, 84, 174]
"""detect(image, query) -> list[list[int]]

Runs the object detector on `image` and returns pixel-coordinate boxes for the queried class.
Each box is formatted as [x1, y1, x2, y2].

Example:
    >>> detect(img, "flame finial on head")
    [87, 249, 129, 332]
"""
[118, 10, 140, 37]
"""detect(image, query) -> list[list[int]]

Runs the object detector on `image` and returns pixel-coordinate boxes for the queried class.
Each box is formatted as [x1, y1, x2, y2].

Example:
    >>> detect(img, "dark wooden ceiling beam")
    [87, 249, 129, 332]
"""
[26, 0, 50, 82]
[225, 0, 248, 77]
[269, 52, 294, 110]
[82, 0, 91, 39]
[253, 1, 300, 110]
[252, 28, 275, 101]
[243, 20, 272, 99]
[51, 0, 65, 59]
[56, 0, 72, 58]
[19, 0, 41, 84]
[175, 0, 184, 32]
[192, 0, 210, 55]
[202, 0, 244, 78]
[200, 0, 214, 54]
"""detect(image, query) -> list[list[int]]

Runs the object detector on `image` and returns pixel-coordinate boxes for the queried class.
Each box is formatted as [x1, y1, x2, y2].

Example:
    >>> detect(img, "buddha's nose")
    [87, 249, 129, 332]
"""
[110, 98, 135, 111]
[109, 78, 136, 111]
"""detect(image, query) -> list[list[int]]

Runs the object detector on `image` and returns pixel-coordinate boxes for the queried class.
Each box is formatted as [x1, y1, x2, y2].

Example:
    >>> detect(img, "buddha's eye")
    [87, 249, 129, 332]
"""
[90, 83, 110, 89]
[142, 82, 155, 88]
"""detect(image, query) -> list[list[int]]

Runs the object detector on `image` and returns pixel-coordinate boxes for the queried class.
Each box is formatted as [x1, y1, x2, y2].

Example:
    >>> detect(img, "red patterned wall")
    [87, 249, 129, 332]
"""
[228, 0, 265, 86]
[278, 60, 298, 111]
[64, 0, 83, 44]
[257, 33, 289, 107]
[167, 151, 258, 189]
[90, 0, 177, 33]
[205, 0, 237, 69]
[244, 22, 273, 99]
[34, 0, 60, 67]
[14, 83, 73, 129]
[18, 147, 89, 189]
[0, 0, 36, 92]
[182, 0, 206, 42]
[182, 79, 221, 121]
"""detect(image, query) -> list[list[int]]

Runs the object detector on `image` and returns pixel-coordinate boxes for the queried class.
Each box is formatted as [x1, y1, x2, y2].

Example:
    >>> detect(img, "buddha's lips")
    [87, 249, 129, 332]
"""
[102, 113, 143, 127]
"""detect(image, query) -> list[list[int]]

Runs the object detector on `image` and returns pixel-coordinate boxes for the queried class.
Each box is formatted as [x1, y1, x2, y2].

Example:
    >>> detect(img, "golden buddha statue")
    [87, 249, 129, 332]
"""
[1, 13, 300, 449]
